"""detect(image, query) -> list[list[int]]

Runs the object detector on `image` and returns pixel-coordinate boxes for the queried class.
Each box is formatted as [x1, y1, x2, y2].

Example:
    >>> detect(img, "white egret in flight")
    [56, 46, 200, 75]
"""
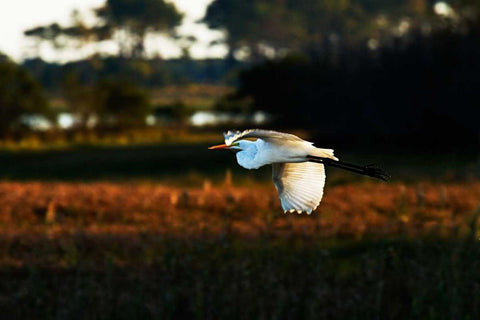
[209, 129, 389, 214]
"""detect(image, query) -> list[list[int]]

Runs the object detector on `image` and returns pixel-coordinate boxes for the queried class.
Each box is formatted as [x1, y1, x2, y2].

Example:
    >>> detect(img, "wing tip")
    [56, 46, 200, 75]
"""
[282, 207, 317, 215]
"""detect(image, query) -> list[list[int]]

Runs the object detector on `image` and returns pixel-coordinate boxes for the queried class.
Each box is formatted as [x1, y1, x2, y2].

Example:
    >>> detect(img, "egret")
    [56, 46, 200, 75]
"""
[209, 129, 389, 214]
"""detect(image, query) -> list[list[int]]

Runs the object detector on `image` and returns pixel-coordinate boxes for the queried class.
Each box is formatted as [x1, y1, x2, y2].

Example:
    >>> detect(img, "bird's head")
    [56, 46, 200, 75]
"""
[208, 141, 242, 151]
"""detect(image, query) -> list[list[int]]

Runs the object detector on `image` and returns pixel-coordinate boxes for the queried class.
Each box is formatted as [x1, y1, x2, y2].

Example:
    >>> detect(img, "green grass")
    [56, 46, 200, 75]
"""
[0, 142, 477, 184]
[0, 143, 255, 183]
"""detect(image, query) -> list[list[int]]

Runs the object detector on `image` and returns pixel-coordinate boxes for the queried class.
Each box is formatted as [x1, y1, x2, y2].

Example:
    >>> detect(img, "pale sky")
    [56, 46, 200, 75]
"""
[0, 0, 227, 62]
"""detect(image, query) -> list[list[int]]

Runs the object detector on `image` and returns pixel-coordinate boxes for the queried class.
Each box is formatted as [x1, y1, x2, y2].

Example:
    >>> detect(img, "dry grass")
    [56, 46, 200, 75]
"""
[1, 181, 480, 319]
[1, 181, 479, 261]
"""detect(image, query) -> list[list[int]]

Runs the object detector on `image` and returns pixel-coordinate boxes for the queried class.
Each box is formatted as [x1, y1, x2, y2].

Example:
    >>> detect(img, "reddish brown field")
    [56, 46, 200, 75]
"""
[1, 181, 479, 253]
[2, 181, 480, 319]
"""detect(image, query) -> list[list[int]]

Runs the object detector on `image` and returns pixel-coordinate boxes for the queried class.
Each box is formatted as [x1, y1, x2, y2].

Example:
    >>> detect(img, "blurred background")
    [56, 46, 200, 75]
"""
[1, 0, 480, 319]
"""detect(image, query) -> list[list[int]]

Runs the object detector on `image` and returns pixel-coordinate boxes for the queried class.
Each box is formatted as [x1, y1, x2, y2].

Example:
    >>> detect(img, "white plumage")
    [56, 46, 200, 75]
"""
[210, 129, 388, 214]
[211, 129, 337, 214]
[272, 162, 325, 214]
[224, 129, 305, 145]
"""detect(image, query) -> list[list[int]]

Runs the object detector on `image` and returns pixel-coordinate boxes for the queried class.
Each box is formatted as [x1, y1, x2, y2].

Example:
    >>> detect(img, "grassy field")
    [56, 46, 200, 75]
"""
[0, 143, 480, 319]
[0, 142, 476, 182]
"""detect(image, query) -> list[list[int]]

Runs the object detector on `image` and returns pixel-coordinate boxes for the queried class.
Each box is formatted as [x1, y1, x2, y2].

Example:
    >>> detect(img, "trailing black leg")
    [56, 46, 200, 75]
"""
[307, 156, 390, 181]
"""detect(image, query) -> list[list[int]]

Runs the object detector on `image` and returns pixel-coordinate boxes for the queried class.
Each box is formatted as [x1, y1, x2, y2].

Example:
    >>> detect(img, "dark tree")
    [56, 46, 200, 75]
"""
[0, 56, 48, 135]
[24, 0, 183, 59]
[95, 79, 151, 128]
[202, 0, 307, 63]
[202, 0, 429, 62]
[95, 0, 183, 58]
[231, 24, 480, 150]
[61, 72, 96, 129]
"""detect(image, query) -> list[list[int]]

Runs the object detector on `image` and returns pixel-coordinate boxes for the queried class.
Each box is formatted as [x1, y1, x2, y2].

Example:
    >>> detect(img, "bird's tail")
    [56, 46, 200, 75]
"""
[309, 147, 339, 161]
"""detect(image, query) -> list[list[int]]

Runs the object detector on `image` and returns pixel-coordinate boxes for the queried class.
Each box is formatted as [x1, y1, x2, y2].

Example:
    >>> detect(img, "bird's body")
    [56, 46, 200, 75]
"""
[209, 129, 388, 214]
[225, 129, 337, 169]
[234, 139, 331, 169]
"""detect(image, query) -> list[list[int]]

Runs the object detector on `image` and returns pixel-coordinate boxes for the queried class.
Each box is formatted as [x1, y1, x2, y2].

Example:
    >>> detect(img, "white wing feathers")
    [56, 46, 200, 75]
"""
[272, 162, 326, 214]
[224, 129, 306, 146]
[223, 129, 330, 214]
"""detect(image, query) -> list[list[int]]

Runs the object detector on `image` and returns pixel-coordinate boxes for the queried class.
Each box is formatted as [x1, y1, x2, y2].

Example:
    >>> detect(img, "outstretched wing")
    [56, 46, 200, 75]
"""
[272, 162, 326, 214]
[224, 129, 307, 146]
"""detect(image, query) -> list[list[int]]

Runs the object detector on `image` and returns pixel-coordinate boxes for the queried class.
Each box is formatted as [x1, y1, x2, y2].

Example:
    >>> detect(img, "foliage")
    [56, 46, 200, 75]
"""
[0, 57, 48, 135]
[95, 78, 151, 128]
[23, 20, 111, 52]
[231, 25, 480, 150]
[95, 0, 183, 58]
[203, 0, 307, 61]
[153, 100, 191, 125]
[61, 72, 96, 129]
[24, 0, 183, 59]
[23, 57, 238, 90]
[61, 70, 152, 129]
[60, 69, 159, 130]
[202, 0, 438, 61]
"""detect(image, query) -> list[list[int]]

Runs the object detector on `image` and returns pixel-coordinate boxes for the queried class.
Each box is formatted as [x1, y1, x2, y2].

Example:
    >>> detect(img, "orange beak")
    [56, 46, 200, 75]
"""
[208, 143, 229, 150]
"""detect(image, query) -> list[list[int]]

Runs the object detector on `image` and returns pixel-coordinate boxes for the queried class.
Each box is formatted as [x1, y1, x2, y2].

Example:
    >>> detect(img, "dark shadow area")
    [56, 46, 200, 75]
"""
[232, 28, 480, 151]
[0, 144, 239, 182]
[1, 236, 479, 320]
[0, 143, 477, 182]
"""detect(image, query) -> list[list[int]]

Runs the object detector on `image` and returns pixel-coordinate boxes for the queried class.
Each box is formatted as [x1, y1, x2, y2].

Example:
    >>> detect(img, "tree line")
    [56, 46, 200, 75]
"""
[207, 0, 480, 150]
[0, 55, 154, 134]
[0, 0, 478, 149]
[230, 26, 480, 150]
